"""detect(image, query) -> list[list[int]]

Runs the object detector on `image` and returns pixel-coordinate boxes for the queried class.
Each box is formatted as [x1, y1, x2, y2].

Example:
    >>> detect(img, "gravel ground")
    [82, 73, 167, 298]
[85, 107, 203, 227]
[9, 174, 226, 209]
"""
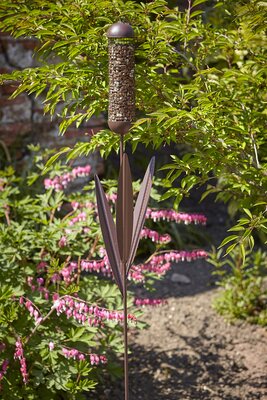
[90, 256, 267, 400]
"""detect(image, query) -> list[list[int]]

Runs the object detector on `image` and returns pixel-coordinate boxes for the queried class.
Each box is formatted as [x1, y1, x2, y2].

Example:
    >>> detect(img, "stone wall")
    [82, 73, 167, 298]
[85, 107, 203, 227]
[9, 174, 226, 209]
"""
[0, 32, 104, 170]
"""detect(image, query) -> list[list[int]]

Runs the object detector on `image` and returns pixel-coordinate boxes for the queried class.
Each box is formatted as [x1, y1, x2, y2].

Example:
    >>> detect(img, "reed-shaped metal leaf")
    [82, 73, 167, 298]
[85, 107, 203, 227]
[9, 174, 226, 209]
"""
[116, 153, 133, 264]
[127, 157, 155, 273]
[95, 175, 123, 293]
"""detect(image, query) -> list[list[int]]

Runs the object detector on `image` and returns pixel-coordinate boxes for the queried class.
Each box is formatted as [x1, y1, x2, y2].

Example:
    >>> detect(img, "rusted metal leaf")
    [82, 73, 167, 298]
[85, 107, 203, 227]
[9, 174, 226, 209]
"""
[127, 157, 155, 273]
[95, 175, 123, 293]
[116, 153, 133, 264]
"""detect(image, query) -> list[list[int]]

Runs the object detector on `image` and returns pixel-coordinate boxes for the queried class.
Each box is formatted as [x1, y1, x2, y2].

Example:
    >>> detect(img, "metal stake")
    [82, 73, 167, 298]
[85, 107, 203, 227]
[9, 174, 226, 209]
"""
[122, 260, 129, 400]
[94, 22, 155, 400]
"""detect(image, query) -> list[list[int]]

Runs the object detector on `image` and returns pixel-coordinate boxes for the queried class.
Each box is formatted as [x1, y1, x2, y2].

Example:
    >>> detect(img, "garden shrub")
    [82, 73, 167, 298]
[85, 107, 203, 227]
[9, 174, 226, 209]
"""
[0, 148, 207, 398]
[0, 0, 265, 327]
[210, 246, 267, 326]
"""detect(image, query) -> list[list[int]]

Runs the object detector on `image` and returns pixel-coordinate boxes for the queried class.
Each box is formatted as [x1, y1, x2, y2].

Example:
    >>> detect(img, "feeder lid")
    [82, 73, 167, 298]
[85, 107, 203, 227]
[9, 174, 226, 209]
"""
[107, 22, 134, 38]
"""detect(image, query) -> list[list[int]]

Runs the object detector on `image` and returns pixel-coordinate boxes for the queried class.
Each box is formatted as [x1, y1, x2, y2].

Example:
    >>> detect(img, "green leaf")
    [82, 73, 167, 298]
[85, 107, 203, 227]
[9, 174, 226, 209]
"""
[243, 208, 252, 219]
[219, 235, 239, 248]
[228, 226, 245, 232]
[225, 242, 238, 255]
[43, 147, 71, 174]
[240, 243, 246, 266]
[192, 0, 207, 6]
[190, 10, 204, 18]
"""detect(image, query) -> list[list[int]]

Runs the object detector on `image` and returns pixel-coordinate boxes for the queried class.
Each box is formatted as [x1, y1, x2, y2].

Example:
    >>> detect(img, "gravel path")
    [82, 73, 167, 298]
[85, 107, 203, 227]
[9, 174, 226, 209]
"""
[90, 189, 267, 399]
[130, 288, 267, 399]
[93, 258, 267, 400]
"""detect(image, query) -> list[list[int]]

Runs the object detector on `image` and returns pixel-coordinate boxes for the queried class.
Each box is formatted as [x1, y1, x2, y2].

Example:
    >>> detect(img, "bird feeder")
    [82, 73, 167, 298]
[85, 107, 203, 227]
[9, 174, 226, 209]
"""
[107, 22, 135, 135]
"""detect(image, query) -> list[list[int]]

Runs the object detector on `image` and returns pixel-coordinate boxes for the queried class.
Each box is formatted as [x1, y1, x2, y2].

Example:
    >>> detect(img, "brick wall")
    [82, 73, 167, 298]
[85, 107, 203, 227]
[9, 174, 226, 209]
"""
[0, 32, 104, 170]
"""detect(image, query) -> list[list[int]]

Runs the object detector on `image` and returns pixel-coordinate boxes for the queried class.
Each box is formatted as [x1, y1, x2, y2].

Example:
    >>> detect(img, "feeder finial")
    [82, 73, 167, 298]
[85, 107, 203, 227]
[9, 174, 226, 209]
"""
[107, 22, 134, 39]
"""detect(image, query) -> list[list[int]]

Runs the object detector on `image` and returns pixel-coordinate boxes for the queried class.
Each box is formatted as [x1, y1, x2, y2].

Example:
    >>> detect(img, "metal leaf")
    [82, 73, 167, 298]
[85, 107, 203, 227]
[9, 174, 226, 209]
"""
[94, 175, 123, 293]
[116, 153, 133, 264]
[127, 157, 155, 273]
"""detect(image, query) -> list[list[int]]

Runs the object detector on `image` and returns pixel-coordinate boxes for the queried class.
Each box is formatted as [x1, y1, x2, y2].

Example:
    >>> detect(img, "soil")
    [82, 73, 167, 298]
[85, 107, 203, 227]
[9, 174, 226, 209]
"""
[90, 191, 267, 400]
[92, 262, 267, 400]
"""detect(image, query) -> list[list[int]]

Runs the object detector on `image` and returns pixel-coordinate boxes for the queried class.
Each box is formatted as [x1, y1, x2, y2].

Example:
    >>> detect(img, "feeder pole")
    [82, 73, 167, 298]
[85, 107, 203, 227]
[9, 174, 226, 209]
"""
[95, 22, 154, 400]
[107, 22, 135, 400]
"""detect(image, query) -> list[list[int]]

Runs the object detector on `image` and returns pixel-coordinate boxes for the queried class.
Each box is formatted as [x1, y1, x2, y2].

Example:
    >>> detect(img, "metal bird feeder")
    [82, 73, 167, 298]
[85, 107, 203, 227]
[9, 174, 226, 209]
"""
[107, 22, 135, 135]
[95, 22, 155, 400]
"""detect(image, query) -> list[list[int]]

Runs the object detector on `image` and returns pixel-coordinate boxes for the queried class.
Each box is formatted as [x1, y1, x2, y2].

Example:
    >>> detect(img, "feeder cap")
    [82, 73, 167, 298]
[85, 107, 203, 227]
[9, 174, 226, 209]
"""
[107, 22, 134, 38]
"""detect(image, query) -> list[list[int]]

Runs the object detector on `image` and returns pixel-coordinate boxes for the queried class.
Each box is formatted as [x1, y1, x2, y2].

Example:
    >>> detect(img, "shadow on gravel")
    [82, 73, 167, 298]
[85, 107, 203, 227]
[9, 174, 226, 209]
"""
[127, 344, 264, 400]
[134, 257, 219, 301]
[90, 314, 267, 400]
[92, 337, 264, 400]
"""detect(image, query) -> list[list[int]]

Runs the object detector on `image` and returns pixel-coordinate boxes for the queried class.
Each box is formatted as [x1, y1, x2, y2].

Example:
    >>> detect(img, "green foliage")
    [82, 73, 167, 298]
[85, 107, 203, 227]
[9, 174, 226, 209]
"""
[0, 0, 266, 325]
[0, 0, 265, 210]
[0, 0, 265, 195]
[209, 202, 267, 327]
[0, 147, 199, 398]
[209, 246, 267, 326]
[0, 156, 126, 398]
[219, 204, 267, 260]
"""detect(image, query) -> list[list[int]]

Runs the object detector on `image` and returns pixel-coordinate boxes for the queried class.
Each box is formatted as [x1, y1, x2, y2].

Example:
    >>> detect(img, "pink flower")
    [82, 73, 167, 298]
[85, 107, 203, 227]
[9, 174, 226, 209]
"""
[106, 193, 117, 203]
[52, 295, 136, 326]
[14, 339, 28, 384]
[37, 277, 44, 286]
[147, 250, 208, 266]
[58, 236, 67, 248]
[59, 262, 77, 283]
[0, 179, 5, 192]
[140, 228, 171, 244]
[70, 201, 94, 211]
[61, 347, 106, 365]
[0, 359, 9, 382]
[36, 261, 47, 272]
[51, 273, 61, 283]
[26, 276, 35, 291]
[78, 248, 207, 283]
[0, 343, 6, 352]
[49, 342, 54, 351]
[71, 201, 80, 210]
[135, 298, 168, 307]
[44, 165, 91, 191]
[145, 208, 207, 225]
[81, 259, 112, 277]
[21, 299, 42, 325]
[68, 212, 87, 226]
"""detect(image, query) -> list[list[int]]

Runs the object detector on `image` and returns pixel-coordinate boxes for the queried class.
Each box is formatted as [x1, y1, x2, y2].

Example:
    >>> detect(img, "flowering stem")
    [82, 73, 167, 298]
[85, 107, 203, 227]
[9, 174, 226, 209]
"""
[184, 0, 192, 50]
[144, 246, 165, 264]
[144, 248, 183, 264]
[25, 307, 55, 345]
[4, 208, 10, 226]
[77, 256, 81, 285]
[23, 292, 131, 346]
[23, 291, 123, 345]
[54, 293, 126, 313]
[87, 235, 99, 260]
[49, 206, 56, 224]
[76, 371, 81, 385]
[62, 209, 75, 222]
